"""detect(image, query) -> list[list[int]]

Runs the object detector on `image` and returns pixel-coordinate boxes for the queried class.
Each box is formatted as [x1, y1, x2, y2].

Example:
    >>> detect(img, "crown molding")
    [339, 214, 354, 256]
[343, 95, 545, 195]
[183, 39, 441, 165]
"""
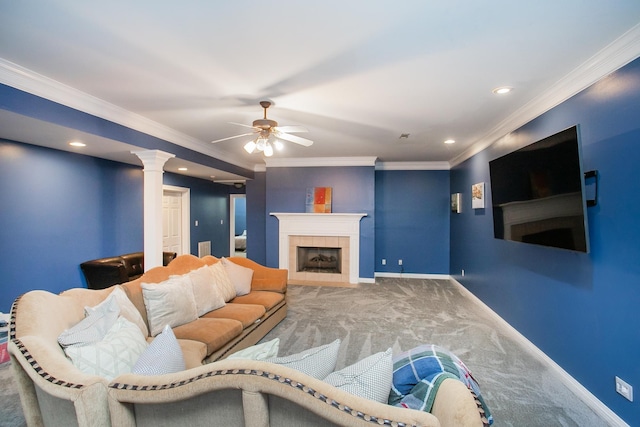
[264, 156, 378, 168]
[376, 161, 450, 171]
[0, 58, 255, 171]
[450, 22, 640, 168]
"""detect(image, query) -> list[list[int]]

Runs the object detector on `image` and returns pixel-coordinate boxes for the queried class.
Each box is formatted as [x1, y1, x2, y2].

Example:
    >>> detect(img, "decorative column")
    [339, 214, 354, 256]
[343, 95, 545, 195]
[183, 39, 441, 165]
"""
[132, 150, 175, 271]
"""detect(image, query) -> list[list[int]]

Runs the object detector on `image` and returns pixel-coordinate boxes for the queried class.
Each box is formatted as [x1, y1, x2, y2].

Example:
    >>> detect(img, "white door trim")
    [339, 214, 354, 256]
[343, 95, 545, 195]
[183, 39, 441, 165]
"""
[163, 185, 190, 255]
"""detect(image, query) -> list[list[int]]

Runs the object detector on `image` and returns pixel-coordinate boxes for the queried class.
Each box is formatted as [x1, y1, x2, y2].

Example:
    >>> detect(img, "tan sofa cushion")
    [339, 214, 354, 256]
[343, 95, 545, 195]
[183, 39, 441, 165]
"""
[172, 318, 243, 355]
[232, 291, 285, 311]
[201, 303, 266, 328]
[177, 339, 208, 369]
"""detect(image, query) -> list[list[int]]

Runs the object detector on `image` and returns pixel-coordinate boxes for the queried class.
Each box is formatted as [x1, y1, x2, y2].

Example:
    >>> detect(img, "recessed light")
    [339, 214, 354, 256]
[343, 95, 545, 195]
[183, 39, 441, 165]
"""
[444, 139, 455, 144]
[492, 86, 513, 95]
[69, 141, 86, 147]
[178, 167, 188, 171]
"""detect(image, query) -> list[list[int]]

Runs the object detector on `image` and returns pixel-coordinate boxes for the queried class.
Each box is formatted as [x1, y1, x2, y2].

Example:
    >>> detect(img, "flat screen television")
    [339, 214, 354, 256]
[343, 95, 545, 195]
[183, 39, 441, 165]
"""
[488, 125, 590, 252]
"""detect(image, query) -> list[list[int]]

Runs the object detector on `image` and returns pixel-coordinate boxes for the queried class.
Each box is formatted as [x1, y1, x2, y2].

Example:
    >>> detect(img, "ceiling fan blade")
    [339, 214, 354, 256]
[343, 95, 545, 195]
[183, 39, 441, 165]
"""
[276, 132, 314, 147]
[211, 132, 255, 144]
[274, 125, 308, 133]
[230, 122, 260, 130]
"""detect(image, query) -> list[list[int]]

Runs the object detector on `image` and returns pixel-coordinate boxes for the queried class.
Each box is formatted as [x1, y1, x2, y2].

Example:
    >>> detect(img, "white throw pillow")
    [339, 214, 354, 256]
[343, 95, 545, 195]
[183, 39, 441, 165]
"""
[58, 296, 120, 347]
[227, 338, 280, 360]
[85, 286, 148, 337]
[221, 257, 253, 296]
[142, 275, 198, 336]
[324, 348, 393, 403]
[132, 324, 185, 375]
[182, 267, 226, 316]
[266, 339, 341, 379]
[64, 316, 149, 380]
[208, 262, 237, 302]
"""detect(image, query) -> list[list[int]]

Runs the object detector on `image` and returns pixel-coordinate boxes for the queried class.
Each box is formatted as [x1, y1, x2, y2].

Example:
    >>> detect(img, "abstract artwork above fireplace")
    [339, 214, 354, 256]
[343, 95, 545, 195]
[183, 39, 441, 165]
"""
[305, 187, 332, 213]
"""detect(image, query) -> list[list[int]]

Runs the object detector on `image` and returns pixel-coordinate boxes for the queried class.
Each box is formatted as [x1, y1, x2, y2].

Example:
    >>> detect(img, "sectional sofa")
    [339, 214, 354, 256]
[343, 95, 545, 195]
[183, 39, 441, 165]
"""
[9, 254, 487, 426]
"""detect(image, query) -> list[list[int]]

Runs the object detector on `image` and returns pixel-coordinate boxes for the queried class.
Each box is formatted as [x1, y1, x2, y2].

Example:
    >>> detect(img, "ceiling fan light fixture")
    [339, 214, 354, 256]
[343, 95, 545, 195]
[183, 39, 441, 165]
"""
[274, 140, 284, 150]
[256, 137, 267, 151]
[264, 142, 274, 157]
[244, 140, 257, 153]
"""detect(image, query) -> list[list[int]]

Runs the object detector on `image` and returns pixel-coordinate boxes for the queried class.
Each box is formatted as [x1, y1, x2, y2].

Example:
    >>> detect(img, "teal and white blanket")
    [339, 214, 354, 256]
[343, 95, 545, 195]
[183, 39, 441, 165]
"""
[388, 344, 493, 425]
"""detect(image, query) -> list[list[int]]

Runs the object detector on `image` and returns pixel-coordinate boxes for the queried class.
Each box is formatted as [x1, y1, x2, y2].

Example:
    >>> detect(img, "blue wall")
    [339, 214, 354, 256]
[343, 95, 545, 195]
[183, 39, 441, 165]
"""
[163, 173, 232, 257]
[0, 140, 142, 311]
[375, 169, 450, 274]
[246, 171, 267, 264]
[0, 140, 234, 312]
[264, 166, 376, 278]
[450, 57, 640, 424]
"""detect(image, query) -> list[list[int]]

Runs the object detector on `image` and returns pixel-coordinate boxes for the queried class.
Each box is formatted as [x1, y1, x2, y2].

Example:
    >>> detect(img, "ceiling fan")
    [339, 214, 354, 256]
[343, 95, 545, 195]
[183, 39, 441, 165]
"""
[211, 101, 313, 157]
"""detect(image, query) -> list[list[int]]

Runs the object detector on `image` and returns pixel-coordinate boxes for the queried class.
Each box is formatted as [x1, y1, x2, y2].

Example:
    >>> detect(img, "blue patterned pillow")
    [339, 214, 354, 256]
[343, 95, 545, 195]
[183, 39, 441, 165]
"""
[266, 339, 341, 379]
[58, 296, 120, 347]
[132, 325, 185, 375]
[324, 348, 393, 403]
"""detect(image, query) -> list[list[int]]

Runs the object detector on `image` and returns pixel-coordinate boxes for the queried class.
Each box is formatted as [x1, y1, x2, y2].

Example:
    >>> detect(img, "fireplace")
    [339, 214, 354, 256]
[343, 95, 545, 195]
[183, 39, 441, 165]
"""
[271, 213, 366, 284]
[297, 246, 342, 273]
[288, 235, 349, 283]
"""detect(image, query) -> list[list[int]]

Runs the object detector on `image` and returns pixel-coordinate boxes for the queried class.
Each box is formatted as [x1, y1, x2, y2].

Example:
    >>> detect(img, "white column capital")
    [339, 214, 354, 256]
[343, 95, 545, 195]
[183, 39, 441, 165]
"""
[131, 150, 175, 172]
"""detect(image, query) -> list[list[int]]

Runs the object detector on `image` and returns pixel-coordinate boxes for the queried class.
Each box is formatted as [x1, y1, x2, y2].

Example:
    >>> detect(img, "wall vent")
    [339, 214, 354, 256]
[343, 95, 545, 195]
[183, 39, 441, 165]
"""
[198, 241, 211, 257]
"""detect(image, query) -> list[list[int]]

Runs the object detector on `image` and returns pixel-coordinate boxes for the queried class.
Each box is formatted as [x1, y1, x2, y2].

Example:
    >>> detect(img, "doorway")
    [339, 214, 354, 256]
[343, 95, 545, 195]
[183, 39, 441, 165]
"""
[230, 194, 247, 257]
[163, 185, 190, 255]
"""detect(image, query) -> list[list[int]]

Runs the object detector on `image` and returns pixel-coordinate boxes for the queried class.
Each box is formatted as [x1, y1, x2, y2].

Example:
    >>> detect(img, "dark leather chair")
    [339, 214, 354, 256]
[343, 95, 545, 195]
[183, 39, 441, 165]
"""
[80, 251, 177, 290]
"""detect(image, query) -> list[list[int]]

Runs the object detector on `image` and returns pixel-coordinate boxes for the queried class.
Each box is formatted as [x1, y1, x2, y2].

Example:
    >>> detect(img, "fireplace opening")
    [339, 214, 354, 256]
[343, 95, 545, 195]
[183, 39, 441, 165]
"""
[297, 246, 342, 273]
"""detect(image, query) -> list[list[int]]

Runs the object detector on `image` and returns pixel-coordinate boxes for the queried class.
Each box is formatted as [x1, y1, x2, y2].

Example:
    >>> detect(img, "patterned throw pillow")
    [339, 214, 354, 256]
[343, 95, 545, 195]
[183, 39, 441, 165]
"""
[85, 286, 149, 337]
[132, 324, 185, 375]
[58, 295, 120, 347]
[324, 348, 393, 403]
[227, 338, 280, 360]
[64, 316, 149, 380]
[266, 339, 341, 379]
[208, 262, 237, 302]
[221, 257, 253, 296]
[142, 275, 198, 336]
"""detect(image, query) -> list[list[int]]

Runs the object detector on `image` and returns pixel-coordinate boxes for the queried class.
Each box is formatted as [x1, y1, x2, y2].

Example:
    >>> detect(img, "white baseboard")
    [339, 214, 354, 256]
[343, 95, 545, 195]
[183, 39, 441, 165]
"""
[450, 278, 629, 427]
[374, 272, 450, 280]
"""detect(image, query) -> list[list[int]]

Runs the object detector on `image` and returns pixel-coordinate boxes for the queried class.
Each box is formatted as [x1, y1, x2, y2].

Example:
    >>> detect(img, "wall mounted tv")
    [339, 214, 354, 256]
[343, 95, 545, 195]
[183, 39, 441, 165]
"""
[488, 125, 590, 253]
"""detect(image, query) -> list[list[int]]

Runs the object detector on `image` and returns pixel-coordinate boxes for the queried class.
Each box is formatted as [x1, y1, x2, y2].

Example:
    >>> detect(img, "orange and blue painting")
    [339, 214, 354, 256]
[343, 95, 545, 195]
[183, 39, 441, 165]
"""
[305, 187, 332, 213]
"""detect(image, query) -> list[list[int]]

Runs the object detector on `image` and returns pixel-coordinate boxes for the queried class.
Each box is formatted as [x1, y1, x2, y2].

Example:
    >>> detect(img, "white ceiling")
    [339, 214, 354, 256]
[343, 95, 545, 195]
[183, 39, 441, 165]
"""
[1, 1, 640, 181]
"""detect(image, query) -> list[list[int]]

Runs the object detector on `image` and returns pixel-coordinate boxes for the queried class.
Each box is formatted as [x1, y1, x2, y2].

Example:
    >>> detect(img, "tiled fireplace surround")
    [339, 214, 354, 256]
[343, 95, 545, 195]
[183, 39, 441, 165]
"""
[271, 213, 367, 284]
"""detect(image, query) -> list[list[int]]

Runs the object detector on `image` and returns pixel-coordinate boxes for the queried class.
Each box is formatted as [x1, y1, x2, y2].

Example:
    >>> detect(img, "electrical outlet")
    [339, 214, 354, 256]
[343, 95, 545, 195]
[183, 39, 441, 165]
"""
[398, 259, 403, 266]
[381, 259, 386, 265]
[616, 376, 633, 402]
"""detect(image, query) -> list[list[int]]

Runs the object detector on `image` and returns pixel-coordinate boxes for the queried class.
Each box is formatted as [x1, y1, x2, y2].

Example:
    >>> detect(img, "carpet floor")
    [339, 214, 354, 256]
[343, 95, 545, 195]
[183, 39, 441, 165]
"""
[1, 278, 611, 426]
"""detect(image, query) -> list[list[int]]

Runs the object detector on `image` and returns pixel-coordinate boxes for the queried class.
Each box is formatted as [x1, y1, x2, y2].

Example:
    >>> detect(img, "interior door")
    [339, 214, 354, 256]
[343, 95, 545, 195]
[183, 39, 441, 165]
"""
[163, 190, 182, 254]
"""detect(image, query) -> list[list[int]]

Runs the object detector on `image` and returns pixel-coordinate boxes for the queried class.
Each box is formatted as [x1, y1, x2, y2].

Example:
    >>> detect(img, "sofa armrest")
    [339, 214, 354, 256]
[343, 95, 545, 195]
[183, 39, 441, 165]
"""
[108, 359, 439, 427]
[227, 257, 288, 293]
[431, 378, 487, 427]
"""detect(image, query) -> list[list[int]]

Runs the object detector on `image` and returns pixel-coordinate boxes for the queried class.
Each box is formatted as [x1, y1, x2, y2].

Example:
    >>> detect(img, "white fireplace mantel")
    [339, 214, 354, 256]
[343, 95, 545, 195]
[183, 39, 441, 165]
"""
[270, 213, 367, 283]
